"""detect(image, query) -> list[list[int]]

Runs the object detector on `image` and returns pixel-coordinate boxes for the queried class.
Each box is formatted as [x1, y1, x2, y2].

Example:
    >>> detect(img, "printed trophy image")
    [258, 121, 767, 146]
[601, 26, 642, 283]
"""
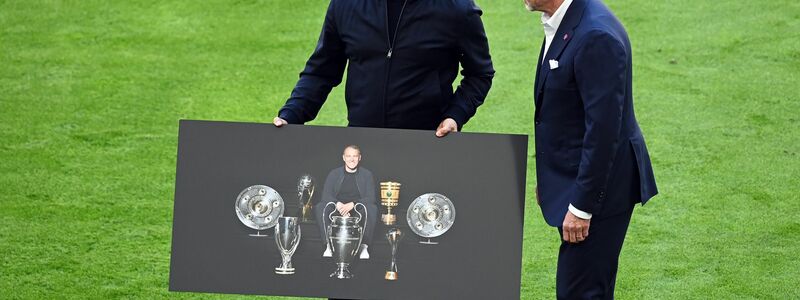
[296, 175, 315, 223]
[407, 193, 455, 244]
[274, 216, 301, 275]
[234, 185, 285, 237]
[384, 228, 403, 281]
[324, 202, 367, 279]
[379, 181, 401, 225]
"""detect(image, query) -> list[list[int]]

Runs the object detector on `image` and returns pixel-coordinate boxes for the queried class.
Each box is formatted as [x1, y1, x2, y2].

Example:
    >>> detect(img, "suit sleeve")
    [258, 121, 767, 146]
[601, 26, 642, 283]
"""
[278, 0, 347, 124]
[444, 1, 494, 129]
[569, 29, 628, 214]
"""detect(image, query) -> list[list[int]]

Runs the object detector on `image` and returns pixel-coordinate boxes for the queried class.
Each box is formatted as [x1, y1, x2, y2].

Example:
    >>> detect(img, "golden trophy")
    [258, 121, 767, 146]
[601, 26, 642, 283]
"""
[380, 181, 401, 225]
[297, 175, 315, 223]
[385, 228, 403, 281]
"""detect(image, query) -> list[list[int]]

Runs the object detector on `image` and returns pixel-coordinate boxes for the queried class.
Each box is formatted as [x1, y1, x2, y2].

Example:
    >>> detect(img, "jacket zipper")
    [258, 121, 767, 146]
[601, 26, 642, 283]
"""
[385, 0, 408, 59]
[382, 0, 409, 126]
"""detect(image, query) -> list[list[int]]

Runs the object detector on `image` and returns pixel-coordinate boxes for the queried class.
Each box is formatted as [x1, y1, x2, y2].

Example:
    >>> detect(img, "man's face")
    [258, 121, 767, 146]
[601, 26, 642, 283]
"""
[523, 0, 549, 12]
[342, 147, 361, 170]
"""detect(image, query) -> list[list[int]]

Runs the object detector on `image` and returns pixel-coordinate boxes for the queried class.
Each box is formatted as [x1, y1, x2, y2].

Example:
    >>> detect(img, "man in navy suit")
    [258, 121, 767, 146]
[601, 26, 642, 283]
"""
[525, 0, 658, 298]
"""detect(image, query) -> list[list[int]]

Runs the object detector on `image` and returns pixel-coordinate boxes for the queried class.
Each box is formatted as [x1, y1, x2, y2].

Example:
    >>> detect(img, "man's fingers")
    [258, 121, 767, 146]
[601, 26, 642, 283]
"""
[273, 117, 287, 127]
[435, 127, 448, 137]
[435, 119, 457, 138]
[582, 223, 590, 239]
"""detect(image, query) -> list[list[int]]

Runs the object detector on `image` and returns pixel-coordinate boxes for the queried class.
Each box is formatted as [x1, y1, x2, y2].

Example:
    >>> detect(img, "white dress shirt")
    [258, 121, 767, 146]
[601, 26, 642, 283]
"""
[541, 0, 573, 62]
[539, 0, 592, 220]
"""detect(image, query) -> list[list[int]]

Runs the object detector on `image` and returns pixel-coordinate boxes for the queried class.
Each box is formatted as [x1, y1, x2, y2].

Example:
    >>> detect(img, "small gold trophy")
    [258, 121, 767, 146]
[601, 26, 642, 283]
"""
[297, 175, 315, 223]
[385, 228, 403, 281]
[380, 181, 401, 225]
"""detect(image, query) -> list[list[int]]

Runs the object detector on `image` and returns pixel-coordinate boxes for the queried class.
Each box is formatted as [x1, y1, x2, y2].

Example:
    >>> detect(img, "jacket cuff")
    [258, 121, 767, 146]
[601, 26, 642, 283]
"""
[278, 109, 302, 124]
[568, 183, 605, 215]
[568, 204, 593, 219]
[443, 105, 469, 131]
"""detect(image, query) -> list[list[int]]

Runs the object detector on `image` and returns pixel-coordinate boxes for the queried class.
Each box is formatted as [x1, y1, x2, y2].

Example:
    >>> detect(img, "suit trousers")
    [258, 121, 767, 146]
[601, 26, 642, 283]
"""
[556, 205, 635, 300]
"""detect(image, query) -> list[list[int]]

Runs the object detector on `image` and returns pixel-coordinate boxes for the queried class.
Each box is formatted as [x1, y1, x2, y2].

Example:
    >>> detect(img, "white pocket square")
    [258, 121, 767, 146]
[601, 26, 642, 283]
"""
[549, 59, 559, 70]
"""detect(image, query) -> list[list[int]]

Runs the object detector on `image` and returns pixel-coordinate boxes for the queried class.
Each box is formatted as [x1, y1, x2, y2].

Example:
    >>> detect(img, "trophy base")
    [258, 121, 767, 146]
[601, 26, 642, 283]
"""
[385, 271, 398, 281]
[381, 214, 396, 226]
[300, 206, 314, 223]
[330, 263, 354, 279]
[419, 238, 438, 245]
[249, 230, 271, 237]
[275, 267, 295, 275]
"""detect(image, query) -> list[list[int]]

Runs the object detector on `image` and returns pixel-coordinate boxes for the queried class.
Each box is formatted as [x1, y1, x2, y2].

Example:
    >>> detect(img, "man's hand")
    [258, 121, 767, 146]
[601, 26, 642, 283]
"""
[273, 117, 287, 127]
[435, 118, 458, 137]
[562, 210, 590, 244]
[338, 202, 355, 217]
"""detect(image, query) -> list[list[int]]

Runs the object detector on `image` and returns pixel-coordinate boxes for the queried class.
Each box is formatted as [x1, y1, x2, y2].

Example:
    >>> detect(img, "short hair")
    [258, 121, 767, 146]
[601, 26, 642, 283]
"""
[343, 145, 361, 155]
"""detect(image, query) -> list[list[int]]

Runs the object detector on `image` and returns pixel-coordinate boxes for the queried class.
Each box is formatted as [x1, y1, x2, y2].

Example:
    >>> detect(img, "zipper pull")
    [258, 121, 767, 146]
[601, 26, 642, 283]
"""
[387, 49, 393, 59]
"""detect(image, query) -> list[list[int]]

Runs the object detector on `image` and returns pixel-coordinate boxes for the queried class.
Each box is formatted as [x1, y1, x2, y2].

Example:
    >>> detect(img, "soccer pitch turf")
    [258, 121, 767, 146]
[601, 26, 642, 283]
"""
[1, 0, 798, 299]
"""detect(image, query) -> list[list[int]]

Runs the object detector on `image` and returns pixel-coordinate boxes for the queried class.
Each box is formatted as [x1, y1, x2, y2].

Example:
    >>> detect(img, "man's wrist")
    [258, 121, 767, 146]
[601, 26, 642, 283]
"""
[568, 204, 593, 220]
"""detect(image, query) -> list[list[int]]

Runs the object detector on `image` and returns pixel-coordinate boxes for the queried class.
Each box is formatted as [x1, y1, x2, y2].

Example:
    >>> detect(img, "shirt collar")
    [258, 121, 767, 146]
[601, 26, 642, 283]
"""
[541, 0, 574, 32]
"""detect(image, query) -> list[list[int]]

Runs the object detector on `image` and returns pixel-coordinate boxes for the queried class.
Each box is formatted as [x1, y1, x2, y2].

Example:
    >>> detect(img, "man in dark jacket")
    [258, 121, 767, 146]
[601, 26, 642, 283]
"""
[316, 145, 378, 259]
[273, 0, 494, 136]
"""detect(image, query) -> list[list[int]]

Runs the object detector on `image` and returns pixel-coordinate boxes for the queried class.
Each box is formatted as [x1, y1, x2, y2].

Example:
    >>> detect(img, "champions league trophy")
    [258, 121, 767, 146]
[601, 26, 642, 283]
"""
[407, 193, 456, 244]
[323, 202, 367, 279]
[384, 228, 403, 281]
[380, 181, 401, 225]
[296, 175, 315, 223]
[235, 185, 285, 237]
[274, 216, 301, 275]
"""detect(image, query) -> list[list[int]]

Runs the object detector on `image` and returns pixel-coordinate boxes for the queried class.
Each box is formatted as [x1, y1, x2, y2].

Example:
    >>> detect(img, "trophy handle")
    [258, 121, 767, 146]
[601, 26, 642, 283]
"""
[323, 202, 336, 252]
[325, 202, 337, 222]
[290, 226, 301, 253]
[274, 221, 283, 251]
[354, 203, 367, 250]
[307, 186, 315, 204]
[353, 202, 366, 223]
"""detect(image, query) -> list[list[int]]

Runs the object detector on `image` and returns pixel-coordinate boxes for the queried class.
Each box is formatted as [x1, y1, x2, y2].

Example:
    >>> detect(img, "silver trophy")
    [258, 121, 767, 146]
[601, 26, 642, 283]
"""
[274, 216, 301, 275]
[296, 175, 315, 223]
[407, 193, 456, 244]
[235, 185, 285, 237]
[385, 228, 403, 281]
[324, 202, 367, 279]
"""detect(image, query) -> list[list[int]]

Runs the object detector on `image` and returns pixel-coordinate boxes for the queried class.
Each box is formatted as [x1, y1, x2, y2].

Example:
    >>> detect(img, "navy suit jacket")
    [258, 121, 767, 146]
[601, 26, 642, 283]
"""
[534, 0, 658, 227]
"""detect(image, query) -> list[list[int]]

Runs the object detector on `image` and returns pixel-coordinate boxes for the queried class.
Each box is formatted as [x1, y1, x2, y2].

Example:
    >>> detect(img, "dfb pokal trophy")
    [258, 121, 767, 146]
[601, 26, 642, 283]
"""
[296, 175, 315, 223]
[384, 228, 403, 281]
[380, 181, 401, 225]
[274, 216, 301, 275]
[323, 202, 367, 279]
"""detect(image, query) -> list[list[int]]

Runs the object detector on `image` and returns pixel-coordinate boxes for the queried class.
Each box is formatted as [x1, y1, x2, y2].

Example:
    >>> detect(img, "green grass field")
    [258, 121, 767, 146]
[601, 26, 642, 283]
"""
[1, 0, 799, 298]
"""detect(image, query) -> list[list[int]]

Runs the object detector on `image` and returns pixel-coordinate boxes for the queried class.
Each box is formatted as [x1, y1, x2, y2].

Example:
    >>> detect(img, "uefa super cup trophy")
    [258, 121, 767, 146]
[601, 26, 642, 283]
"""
[380, 181, 401, 225]
[385, 228, 403, 281]
[297, 175, 315, 223]
[274, 216, 301, 275]
[324, 202, 367, 279]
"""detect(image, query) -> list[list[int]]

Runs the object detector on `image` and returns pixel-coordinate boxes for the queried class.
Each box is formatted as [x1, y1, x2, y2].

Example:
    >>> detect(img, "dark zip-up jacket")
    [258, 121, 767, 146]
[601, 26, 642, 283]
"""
[278, 0, 494, 130]
[321, 166, 377, 205]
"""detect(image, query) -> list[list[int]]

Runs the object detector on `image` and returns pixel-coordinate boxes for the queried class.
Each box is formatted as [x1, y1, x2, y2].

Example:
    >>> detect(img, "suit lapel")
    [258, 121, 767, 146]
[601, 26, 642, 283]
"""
[534, 37, 546, 100]
[535, 0, 588, 96]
